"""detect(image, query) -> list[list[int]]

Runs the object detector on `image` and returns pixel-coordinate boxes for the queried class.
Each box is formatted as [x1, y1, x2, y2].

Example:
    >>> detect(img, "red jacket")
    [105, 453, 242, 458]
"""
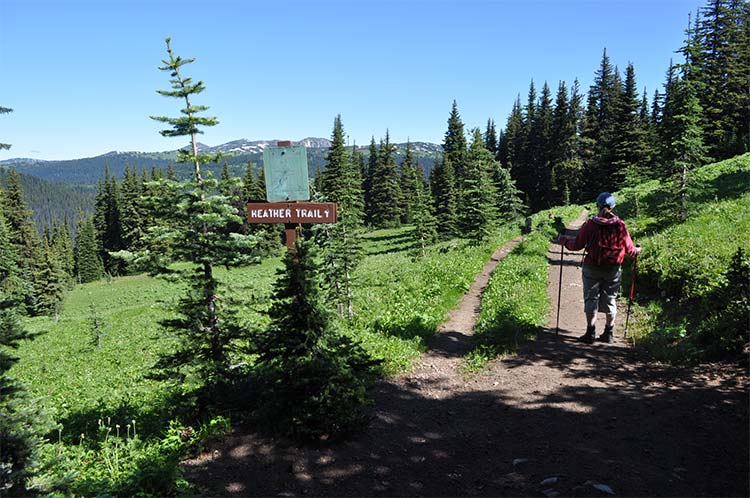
[562, 214, 639, 267]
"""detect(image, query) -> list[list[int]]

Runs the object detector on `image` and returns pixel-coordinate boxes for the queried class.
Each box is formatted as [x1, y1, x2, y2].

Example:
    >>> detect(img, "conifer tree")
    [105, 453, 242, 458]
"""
[458, 130, 499, 242]
[443, 100, 468, 179]
[398, 141, 418, 224]
[33, 237, 65, 316]
[410, 164, 438, 256]
[317, 116, 364, 318]
[250, 238, 379, 438]
[484, 118, 499, 157]
[0, 295, 45, 494]
[119, 165, 145, 254]
[363, 138, 378, 225]
[611, 63, 652, 188]
[659, 74, 706, 221]
[368, 131, 401, 228]
[693, 0, 750, 158]
[430, 156, 458, 238]
[549, 80, 573, 205]
[93, 166, 123, 275]
[0, 210, 24, 301]
[51, 221, 76, 288]
[75, 215, 104, 283]
[147, 38, 256, 399]
[0, 170, 42, 312]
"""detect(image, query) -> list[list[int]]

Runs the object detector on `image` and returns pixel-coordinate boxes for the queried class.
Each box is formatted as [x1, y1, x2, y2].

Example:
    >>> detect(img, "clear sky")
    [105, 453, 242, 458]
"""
[1, 0, 702, 161]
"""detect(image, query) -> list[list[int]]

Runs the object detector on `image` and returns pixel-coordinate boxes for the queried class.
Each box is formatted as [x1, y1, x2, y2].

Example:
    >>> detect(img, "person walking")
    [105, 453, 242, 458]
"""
[556, 192, 641, 343]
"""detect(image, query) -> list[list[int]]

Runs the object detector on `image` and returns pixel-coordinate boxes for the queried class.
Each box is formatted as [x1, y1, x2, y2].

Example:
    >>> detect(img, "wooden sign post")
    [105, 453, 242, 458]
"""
[248, 141, 337, 249]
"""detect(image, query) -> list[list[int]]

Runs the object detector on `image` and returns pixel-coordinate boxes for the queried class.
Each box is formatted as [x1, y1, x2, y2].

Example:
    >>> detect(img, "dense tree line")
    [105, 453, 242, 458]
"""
[499, 0, 748, 212]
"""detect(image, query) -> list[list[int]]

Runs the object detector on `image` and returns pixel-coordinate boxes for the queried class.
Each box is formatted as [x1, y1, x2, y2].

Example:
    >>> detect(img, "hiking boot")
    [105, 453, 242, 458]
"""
[597, 326, 614, 343]
[578, 326, 596, 344]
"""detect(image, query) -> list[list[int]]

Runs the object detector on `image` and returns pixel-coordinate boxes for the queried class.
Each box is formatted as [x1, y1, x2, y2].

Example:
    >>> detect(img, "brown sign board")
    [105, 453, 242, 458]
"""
[247, 202, 337, 224]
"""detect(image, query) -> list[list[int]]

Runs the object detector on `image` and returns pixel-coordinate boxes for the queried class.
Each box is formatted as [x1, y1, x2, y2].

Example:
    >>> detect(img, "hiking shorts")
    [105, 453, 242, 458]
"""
[582, 265, 622, 316]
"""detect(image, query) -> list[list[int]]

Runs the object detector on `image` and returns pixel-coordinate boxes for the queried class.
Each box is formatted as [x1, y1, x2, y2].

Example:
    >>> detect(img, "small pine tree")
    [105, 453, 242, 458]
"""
[0, 299, 45, 494]
[250, 239, 379, 438]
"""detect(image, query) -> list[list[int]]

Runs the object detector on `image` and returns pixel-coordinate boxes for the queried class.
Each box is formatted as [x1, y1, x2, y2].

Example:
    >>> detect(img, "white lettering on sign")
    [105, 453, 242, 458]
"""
[295, 208, 325, 219]
[249, 208, 294, 219]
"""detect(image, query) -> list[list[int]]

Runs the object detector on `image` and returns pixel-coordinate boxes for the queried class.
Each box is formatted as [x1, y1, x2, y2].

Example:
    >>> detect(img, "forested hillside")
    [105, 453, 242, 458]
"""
[0, 167, 94, 232]
[1, 141, 441, 187]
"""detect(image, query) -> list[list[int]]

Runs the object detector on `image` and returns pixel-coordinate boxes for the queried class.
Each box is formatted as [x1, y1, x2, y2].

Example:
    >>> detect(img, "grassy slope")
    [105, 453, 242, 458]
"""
[13, 224, 521, 437]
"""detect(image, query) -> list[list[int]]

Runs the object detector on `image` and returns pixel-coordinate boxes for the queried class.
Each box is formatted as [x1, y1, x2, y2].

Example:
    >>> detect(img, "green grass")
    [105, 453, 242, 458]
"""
[350, 225, 521, 374]
[615, 154, 750, 363]
[463, 205, 584, 371]
[10, 222, 526, 494]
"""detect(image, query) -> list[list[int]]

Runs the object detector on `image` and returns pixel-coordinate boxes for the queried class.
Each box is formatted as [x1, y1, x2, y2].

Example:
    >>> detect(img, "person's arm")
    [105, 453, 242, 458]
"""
[559, 221, 592, 251]
[622, 222, 641, 257]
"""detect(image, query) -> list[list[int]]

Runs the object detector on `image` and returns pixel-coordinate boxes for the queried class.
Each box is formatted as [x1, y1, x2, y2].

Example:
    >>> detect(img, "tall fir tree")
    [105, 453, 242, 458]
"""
[398, 141, 418, 224]
[610, 63, 652, 188]
[368, 131, 401, 228]
[75, 215, 104, 283]
[483, 118, 499, 157]
[93, 166, 123, 275]
[363, 137, 378, 225]
[659, 73, 707, 221]
[119, 165, 145, 254]
[51, 221, 76, 287]
[443, 100, 468, 180]
[33, 237, 65, 316]
[147, 38, 256, 401]
[317, 116, 364, 318]
[430, 155, 458, 238]
[0, 170, 42, 313]
[694, 0, 750, 158]
[458, 130, 500, 242]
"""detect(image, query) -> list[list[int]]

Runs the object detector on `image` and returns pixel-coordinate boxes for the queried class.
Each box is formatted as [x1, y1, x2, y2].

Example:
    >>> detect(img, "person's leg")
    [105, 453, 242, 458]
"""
[580, 267, 599, 343]
[597, 267, 622, 343]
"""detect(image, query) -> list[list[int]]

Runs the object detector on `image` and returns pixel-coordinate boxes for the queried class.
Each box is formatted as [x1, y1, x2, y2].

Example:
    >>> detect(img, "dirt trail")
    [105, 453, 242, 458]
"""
[184, 217, 748, 497]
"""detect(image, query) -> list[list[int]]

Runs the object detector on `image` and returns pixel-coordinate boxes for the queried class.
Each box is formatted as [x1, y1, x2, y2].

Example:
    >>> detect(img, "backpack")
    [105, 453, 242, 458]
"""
[588, 221, 624, 266]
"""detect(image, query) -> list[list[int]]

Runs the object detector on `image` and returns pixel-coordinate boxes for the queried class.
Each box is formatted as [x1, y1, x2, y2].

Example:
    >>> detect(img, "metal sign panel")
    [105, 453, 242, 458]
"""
[262, 145, 310, 202]
[247, 202, 337, 224]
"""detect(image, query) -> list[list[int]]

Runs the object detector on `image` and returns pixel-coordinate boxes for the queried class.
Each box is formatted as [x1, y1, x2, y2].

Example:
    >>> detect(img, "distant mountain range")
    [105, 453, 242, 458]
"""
[1, 138, 443, 185]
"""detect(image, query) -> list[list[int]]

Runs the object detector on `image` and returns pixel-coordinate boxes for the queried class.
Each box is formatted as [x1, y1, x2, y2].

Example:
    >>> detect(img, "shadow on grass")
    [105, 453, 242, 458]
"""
[184, 329, 749, 497]
[372, 315, 437, 343]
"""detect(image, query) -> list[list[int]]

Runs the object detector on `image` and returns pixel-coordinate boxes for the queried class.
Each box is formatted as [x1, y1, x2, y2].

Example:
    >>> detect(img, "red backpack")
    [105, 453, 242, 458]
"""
[588, 220, 625, 266]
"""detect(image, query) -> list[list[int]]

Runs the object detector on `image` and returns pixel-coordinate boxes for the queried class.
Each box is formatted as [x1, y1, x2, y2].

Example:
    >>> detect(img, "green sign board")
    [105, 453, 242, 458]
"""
[262, 144, 310, 202]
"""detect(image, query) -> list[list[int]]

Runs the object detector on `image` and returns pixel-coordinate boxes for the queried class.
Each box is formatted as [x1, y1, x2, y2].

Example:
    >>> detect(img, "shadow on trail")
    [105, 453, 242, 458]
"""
[184, 334, 749, 497]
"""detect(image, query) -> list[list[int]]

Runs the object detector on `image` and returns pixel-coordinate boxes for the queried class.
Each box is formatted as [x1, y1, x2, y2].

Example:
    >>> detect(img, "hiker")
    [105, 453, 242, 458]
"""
[555, 192, 641, 343]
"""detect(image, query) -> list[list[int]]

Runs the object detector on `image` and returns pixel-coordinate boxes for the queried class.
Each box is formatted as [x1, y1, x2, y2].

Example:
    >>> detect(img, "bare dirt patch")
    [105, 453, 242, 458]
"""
[184, 219, 748, 497]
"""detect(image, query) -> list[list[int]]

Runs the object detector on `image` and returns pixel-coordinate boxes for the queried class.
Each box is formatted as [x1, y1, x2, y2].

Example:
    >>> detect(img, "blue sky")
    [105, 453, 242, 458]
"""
[1, 0, 701, 161]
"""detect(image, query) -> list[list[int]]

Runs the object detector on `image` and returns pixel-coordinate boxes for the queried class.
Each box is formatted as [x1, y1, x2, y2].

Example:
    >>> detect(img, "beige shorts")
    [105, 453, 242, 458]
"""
[582, 265, 622, 316]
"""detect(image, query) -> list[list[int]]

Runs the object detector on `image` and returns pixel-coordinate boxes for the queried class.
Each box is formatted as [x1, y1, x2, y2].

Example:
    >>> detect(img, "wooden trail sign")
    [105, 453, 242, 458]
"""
[249, 142, 337, 250]
[247, 201, 337, 224]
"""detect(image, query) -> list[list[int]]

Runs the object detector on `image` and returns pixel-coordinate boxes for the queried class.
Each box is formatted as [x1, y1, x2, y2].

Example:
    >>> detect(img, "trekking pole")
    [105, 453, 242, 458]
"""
[555, 239, 565, 337]
[623, 249, 640, 339]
